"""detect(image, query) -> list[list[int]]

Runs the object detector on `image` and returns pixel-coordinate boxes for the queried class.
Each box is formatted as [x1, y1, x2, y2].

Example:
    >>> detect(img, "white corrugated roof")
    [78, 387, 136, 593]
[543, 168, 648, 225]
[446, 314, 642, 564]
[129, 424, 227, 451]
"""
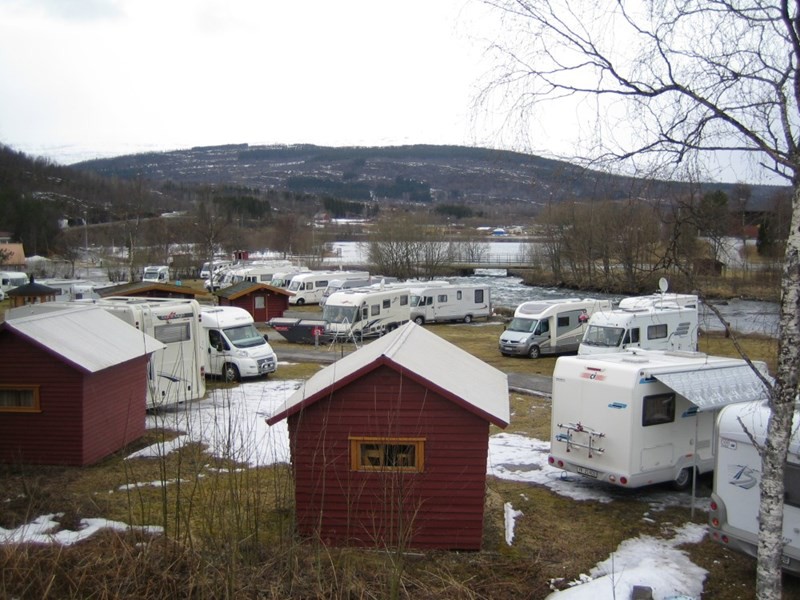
[3, 305, 165, 373]
[269, 321, 509, 426]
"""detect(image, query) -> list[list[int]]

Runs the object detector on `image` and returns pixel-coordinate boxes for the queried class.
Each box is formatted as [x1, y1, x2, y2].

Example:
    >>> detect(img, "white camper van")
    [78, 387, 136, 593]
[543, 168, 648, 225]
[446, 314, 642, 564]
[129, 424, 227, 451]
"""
[37, 278, 102, 301]
[320, 275, 398, 306]
[321, 285, 411, 341]
[200, 306, 277, 382]
[499, 298, 612, 359]
[708, 399, 800, 575]
[269, 266, 312, 290]
[142, 265, 170, 283]
[579, 292, 699, 356]
[410, 283, 491, 324]
[288, 270, 370, 305]
[548, 350, 770, 489]
[94, 297, 207, 409]
[0, 271, 28, 295]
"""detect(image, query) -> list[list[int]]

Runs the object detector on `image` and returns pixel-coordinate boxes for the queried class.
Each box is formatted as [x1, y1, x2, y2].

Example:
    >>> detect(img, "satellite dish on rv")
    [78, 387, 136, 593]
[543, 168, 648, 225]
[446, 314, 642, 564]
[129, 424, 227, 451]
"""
[658, 278, 669, 293]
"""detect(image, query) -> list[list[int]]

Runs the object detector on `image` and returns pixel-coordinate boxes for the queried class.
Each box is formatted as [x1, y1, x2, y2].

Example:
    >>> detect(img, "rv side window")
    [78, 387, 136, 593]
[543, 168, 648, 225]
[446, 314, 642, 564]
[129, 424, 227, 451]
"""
[371, 304, 380, 316]
[399, 294, 408, 306]
[382, 299, 390, 309]
[647, 324, 668, 340]
[316, 280, 328, 289]
[475, 289, 484, 303]
[457, 291, 463, 300]
[786, 462, 800, 508]
[557, 316, 570, 328]
[642, 393, 675, 427]
[209, 329, 229, 351]
[154, 323, 191, 344]
[438, 294, 447, 303]
[623, 328, 641, 344]
[536, 320, 550, 335]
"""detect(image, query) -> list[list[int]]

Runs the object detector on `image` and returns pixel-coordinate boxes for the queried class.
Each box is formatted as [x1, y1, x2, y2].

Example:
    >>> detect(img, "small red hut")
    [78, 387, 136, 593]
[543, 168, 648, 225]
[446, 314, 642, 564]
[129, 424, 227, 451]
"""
[214, 281, 291, 323]
[267, 321, 509, 550]
[0, 305, 164, 466]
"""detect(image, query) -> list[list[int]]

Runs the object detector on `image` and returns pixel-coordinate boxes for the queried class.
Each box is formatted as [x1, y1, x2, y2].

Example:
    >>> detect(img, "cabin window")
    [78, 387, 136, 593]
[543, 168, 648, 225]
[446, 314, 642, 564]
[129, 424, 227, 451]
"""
[647, 324, 668, 340]
[0, 385, 40, 412]
[475, 289, 484, 303]
[785, 462, 800, 508]
[350, 437, 425, 473]
[642, 393, 675, 426]
[399, 294, 409, 306]
[255, 296, 265, 309]
[382, 299, 391, 309]
[154, 322, 191, 344]
[371, 303, 380, 316]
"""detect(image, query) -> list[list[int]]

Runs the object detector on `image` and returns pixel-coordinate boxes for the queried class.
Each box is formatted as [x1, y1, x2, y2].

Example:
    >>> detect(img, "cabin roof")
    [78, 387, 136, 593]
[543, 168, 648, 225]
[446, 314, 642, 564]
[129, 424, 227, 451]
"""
[268, 321, 509, 427]
[1, 305, 165, 373]
[214, 281, 292, 300]
[96, 281, 204, 297]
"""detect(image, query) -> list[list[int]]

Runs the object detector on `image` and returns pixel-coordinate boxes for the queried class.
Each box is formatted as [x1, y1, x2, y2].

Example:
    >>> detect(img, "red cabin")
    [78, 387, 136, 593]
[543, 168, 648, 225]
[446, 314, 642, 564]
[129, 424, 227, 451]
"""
[267, 322, 509, 550]
[0, 306, 164, 466]
[214, 282, 291, 323]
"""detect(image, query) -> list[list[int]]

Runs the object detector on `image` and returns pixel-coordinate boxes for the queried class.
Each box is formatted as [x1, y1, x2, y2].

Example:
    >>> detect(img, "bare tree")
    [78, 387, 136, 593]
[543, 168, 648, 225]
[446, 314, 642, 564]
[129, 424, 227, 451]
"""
[478, 1, 799, 596]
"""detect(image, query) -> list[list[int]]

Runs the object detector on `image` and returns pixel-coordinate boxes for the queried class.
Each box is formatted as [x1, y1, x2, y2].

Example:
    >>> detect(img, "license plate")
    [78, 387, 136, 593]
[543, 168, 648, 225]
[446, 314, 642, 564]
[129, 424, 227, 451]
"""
[577, 466, 598, 478]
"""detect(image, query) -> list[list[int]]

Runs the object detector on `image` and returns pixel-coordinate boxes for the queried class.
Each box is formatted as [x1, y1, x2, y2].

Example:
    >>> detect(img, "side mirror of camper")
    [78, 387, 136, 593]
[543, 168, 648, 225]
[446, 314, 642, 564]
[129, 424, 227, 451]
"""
[263, 334, 269, 342]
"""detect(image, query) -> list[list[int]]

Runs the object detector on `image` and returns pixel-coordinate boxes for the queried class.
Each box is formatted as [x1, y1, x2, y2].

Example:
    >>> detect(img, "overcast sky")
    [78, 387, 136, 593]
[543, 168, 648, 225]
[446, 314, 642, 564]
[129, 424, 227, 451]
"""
[0, 0, 786, 186]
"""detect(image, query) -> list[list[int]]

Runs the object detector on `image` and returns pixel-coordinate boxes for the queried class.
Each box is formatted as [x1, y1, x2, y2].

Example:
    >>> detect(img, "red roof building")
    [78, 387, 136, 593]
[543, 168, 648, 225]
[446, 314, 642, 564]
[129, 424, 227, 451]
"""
[267, 322, 509, 550]
[0, 306, 164, 466]
[213, 281, 292, 323]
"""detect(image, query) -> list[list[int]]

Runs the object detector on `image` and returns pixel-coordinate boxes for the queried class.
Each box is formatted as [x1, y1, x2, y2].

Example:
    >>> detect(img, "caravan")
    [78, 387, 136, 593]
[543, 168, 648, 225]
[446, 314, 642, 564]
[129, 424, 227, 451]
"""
[410, 283, 491, 324]
[200, 306, 278, 382]
[142, 265, 170, 283]
[499, 298, 611, 358]
[708, 399, 800, 575]
[321, 285, 411, 341]
[287, 270, 370, 305]
[579, 292, 699, 356]
[0, 271, 28, 295]
[548, 349, 770, 489]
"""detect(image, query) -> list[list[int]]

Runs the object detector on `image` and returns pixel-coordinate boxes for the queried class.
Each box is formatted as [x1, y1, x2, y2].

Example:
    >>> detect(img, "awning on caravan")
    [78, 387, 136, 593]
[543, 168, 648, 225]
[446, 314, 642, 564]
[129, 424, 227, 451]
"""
[652, 365, 771, 411]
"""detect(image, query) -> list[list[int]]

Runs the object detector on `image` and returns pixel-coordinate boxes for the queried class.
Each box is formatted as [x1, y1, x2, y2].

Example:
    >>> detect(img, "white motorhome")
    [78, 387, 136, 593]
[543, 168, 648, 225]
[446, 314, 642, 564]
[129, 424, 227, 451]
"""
[548, 350, 770, 489]
[269, 266, 312, 289]
[0, 271, 28, 295]
[579, 292, 699, 356]
[410, 283, 491, 324]
[708, 399, 800, 575]
[92, 297, 207, 409]
[200, 306, 277, 382]
[37, 278, 102, 301]
[320, 275, 398, 305]
[142, 265, 170, 283]
[200, 259, 232, 280]
[321, 285, 411, 341]
[499, 298, 612, 359]
[287, 270, 370, 305]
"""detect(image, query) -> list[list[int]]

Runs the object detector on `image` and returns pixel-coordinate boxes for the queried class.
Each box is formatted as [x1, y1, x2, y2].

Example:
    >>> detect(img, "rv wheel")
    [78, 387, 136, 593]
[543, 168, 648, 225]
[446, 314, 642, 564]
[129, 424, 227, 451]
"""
[414, 316, 425, 325]
[223, 363, 240, 383]
[528, 345, 541, 359]
[463, 314, 473, 324]
[295, 298, 305, 306]
[672, 467, 692, 490]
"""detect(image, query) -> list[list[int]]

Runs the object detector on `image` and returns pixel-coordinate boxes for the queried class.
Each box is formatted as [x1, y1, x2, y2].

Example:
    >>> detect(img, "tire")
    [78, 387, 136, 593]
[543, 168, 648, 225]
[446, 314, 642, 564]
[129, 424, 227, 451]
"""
[295, 298, 305, 306]
[223, 363, 240, 383]
[672, 467, 692, 490]
[464, 314, 473, 323]
[414, 316, 425, 325]
[528, 345, 541, 359]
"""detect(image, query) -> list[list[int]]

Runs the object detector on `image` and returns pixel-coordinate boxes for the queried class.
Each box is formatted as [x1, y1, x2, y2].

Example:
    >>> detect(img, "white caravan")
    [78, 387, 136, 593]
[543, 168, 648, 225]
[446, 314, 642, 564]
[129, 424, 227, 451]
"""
[0, 271, 28, 295]
[548, 349, 770, 489]
[708, 399, 800, 575]
[499, 298, 612, 359]
[93, 297, 207, 409]
[200, 306, 277, 382]
[200, 259, 232, 280]
[269, 266, 312, 289]
[410, 283, 492, 324]
[321, 285, 411, 341]
[37, 278, 102, 301]
[320, 275, 398, 305]
[579, 292, 699, 356]
[287, 270, 370, 305]
[142, 265, 170, 283]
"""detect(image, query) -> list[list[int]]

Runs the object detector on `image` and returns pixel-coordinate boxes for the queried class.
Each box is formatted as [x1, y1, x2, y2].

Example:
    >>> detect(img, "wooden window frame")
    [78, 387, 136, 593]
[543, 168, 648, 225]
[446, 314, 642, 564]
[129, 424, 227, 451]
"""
[0, 385, 41, 413]
[349, 436, 425, 473]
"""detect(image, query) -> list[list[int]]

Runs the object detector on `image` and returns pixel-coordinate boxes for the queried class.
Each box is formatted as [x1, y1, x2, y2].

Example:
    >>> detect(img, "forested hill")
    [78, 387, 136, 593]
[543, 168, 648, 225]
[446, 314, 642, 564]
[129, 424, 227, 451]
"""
[73, 143, 788, 212]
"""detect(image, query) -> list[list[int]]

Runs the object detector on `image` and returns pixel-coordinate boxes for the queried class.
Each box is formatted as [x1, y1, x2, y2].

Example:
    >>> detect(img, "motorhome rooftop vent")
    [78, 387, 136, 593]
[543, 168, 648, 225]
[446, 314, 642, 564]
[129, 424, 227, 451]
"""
[621, 356, 650, 363]
[664, 350, 708, 359]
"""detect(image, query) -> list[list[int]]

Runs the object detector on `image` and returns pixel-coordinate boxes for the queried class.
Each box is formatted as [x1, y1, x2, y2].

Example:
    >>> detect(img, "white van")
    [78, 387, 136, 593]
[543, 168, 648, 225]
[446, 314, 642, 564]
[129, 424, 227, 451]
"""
[579, 293, 699, 356]
[410, 283, 491, 324]
[548, 349, 770, 489]
[287, 270, 370, 305]
[708, 399, 800, 575]
[201, 306, 277, 382]
[142, 265, 170, 283]
[499, 298, 612, 358]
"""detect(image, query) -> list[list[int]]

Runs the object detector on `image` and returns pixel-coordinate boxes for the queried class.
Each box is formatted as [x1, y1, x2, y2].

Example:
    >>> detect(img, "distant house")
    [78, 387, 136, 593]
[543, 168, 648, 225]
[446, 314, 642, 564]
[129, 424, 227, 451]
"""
[213, 281, 291, 323]
[267, 322, 509, 550]
[97, 281, 204, 300]
[6, 277, 58, 308]
[0, 243, 25, 270]
[0, 306, 164, 466]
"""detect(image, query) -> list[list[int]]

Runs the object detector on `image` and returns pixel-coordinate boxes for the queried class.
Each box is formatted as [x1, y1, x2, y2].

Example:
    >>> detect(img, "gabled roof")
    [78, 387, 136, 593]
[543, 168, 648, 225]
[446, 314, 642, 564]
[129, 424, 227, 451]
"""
[267, 321, 509, 427]
[7, 282, 59, 297]
[96, 281, 203, 298]
[1, 305, 165, 373]
[213, 281, 292, 300]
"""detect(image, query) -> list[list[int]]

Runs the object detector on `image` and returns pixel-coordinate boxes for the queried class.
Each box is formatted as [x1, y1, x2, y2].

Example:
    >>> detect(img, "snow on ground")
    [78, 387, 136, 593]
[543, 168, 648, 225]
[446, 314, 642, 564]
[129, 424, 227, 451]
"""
[0, 513, 163, 546]
[0, 380, 710, 598]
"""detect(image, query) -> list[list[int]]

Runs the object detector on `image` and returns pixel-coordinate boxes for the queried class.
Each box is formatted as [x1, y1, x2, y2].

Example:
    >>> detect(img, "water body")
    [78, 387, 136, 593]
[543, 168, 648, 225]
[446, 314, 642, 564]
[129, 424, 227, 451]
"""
[326, 241, 780, 338]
